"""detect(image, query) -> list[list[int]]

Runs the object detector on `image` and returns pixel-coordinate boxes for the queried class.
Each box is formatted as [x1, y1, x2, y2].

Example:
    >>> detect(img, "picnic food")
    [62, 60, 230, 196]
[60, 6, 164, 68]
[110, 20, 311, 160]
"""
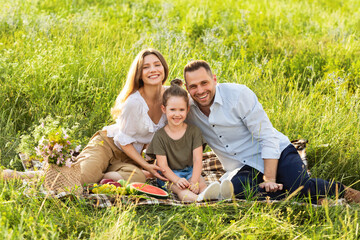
[99, 179, 122, 187]
[117, 179, 129, 188]
[87, 181, 168, 198]
[130, 182, 169, 199]
[99, 179, 114, 185]
[90, 183, 127, 195]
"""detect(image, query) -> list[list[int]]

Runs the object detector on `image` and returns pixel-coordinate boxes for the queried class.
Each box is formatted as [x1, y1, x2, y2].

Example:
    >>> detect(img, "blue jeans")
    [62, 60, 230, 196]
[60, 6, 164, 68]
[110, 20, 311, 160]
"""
[157, 166, 193, 190]
[231, 144, 345, 203]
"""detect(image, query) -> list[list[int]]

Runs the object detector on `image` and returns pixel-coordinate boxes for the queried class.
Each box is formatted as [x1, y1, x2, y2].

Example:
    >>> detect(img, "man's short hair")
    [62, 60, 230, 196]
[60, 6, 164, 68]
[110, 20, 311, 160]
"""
[183, 60, 213, 81]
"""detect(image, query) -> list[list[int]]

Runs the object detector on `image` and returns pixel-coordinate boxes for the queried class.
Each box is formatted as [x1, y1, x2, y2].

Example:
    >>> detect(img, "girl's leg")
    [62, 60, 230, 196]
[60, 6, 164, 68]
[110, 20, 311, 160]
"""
[189, 176, 221, 201]
[198, 176, 208, 193]
[170, 184, 198, 202]
[197, 182, 221, 201]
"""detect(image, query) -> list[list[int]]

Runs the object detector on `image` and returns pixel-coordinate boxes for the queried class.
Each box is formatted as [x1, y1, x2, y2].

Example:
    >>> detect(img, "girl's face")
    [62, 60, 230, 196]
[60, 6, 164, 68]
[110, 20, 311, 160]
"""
[161, 96, 189, 127]
[141, 54, 165, 87]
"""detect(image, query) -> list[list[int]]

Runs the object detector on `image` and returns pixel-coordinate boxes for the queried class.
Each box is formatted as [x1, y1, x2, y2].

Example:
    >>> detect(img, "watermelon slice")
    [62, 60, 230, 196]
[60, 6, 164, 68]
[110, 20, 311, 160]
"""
[130, 182, 169, 199]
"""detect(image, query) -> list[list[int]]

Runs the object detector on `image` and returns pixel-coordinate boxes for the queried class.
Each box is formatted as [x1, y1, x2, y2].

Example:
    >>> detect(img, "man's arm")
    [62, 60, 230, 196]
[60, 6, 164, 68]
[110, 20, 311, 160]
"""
[259, 159, 283, 192]
[236, 86, 284, 192]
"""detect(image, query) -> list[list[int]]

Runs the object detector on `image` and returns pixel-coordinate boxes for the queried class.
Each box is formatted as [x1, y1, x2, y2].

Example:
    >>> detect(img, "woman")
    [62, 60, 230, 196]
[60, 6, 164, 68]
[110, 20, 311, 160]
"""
[2, 48, 169, 184]
[78, 48, 169, 184]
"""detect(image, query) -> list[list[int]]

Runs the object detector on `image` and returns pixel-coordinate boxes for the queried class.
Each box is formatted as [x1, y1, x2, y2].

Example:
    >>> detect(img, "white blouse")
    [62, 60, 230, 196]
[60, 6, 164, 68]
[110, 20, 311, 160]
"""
[103, 91, 167, 154]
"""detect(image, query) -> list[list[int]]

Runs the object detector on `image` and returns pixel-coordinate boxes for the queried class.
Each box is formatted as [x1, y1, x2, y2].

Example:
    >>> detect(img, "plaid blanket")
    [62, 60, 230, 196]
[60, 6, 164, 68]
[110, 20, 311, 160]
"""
[78, 139, 310, 208]
[21, 139, 349, 207]
[20, 139, 311, 207]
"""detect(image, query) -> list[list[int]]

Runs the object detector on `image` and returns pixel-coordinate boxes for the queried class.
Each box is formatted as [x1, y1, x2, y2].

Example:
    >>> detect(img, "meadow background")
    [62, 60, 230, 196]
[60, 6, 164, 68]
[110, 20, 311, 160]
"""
[1, 0, 360, 239]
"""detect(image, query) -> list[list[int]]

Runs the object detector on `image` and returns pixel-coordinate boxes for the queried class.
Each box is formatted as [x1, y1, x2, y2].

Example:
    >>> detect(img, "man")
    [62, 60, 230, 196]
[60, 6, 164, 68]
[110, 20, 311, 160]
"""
[183, 60, 360, 203]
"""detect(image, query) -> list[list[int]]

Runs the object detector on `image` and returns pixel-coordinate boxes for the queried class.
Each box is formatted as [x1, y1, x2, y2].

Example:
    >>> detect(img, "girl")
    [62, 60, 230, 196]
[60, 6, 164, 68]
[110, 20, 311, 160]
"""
[2, 48, 169, 184]
[146, 79, 233, 202]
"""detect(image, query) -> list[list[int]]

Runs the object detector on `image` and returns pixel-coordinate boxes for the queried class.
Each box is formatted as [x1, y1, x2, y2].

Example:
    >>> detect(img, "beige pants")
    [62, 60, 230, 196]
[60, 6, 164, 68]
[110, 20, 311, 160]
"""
[76, 130, 146, 184]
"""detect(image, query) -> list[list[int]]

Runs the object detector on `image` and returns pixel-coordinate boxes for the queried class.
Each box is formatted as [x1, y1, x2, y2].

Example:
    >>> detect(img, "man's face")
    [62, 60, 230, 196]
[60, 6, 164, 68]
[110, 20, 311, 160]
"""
[185, 67, 217, 111]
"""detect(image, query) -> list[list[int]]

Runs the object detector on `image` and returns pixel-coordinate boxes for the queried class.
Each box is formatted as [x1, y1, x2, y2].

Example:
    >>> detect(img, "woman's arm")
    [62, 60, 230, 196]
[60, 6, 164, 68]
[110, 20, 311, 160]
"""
[156, 155, 189, 189]
[120, 143, 168, 181]
[189, 146, 203, 194]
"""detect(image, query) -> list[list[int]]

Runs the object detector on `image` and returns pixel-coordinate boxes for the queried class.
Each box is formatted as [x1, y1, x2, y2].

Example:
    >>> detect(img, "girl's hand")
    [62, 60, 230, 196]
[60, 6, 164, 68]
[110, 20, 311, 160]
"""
[189, 181, 200, 194]
[176, 178, 190, 189]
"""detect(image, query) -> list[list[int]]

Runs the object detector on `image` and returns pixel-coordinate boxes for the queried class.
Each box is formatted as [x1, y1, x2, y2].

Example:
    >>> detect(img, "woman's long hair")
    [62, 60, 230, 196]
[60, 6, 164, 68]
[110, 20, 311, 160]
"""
[111, 48, 169, 120]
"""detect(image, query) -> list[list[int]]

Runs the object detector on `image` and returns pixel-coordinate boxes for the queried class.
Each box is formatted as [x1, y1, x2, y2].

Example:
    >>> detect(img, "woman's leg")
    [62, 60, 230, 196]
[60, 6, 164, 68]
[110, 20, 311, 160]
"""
[76, 132, 114, 184]
[100, 131, 146, 184]
[103, 172, 124, 182]
[1, 169, 43, 180]
[106, 162, 146, 183]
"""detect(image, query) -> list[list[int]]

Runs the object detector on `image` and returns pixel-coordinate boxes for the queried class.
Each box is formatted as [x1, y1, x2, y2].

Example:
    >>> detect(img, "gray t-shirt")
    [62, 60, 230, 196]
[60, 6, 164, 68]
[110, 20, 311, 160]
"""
[146, 124, 206, 170]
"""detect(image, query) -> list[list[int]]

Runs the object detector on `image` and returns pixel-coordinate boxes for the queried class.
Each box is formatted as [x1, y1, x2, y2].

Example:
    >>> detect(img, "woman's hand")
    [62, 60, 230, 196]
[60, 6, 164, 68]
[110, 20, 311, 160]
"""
[176, 178, 190, 189]
[259, 180, 283, 192]
[144, 163, 168, 181]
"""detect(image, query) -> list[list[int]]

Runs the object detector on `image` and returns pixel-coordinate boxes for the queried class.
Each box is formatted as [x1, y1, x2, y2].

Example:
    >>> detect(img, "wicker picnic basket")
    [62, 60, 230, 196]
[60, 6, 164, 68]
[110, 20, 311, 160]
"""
[43, 162, 82, 195]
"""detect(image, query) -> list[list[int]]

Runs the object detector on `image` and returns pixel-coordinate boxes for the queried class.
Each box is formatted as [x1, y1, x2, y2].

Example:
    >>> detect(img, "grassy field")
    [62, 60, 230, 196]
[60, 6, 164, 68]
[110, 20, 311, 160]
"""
[1, 0, 360, 238]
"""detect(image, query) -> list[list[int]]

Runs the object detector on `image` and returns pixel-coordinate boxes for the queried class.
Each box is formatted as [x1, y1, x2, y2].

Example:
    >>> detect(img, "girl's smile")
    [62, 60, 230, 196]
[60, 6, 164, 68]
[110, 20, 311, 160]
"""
[161, 96, 189, 128]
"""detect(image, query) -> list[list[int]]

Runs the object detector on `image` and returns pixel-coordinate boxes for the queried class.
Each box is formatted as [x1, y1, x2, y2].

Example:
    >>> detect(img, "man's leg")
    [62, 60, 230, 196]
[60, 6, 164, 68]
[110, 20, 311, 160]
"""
[231, 165, 264, 199]
[277, 144, 345, 203]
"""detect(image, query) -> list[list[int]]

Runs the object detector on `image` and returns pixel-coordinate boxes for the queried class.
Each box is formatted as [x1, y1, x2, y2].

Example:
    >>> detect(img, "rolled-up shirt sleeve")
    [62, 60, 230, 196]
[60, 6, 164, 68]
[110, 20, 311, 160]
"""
[236, 87, 281, 160]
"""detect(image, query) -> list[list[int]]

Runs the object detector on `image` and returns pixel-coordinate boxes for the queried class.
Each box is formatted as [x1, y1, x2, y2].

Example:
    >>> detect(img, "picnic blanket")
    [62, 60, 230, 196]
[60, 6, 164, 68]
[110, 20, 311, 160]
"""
[20, 139, 349, 207]
[81, 139, 311, 208]
[20, 139, 311, 207]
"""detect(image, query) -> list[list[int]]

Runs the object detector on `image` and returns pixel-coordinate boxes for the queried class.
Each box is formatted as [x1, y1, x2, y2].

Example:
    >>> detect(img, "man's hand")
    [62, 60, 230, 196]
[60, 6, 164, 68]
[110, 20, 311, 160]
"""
[259, 180, 283, 192]
[176, 178, 190, 189]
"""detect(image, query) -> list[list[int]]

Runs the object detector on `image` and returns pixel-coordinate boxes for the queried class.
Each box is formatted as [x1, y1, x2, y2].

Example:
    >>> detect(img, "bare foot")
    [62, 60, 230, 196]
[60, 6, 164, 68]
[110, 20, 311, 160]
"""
[1, 169, 19, 180]
[1, 169, 43, 180]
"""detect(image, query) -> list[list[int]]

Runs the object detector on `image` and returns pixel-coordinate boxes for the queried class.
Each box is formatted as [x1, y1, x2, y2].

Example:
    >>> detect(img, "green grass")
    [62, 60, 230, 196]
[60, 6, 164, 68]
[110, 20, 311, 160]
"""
[1, 179, 360, 239]
[1, 0, 360, 238]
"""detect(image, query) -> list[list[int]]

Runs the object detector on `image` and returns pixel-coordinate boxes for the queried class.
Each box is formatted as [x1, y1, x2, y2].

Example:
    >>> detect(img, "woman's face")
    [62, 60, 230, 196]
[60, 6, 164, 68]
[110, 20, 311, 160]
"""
[141, 54, 165, 87]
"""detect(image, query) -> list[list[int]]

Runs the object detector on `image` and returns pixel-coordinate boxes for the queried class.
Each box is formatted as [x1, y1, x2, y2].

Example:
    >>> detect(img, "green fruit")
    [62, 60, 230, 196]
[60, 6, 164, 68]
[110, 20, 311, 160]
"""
[126, 184, 134, 194]
[118, 179, 128, 187]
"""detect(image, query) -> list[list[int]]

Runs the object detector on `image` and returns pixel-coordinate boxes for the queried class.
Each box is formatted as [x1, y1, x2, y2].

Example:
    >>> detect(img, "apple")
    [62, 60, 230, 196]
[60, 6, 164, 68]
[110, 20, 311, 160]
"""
[99, 179, 114, 185]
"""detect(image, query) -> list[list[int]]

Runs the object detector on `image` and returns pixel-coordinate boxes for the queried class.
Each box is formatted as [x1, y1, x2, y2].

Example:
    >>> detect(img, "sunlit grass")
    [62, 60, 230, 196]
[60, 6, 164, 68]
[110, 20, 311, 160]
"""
[1, 0, 360, 238]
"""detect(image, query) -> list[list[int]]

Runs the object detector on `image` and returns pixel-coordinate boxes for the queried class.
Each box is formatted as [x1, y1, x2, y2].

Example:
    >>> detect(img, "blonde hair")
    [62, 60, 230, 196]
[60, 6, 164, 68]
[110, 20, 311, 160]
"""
[111, 48, 169, 120]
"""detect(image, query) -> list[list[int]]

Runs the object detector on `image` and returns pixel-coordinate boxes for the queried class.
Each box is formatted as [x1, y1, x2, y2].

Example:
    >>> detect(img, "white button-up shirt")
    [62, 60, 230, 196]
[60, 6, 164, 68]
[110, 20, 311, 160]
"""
[186, 83, 290, 179]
